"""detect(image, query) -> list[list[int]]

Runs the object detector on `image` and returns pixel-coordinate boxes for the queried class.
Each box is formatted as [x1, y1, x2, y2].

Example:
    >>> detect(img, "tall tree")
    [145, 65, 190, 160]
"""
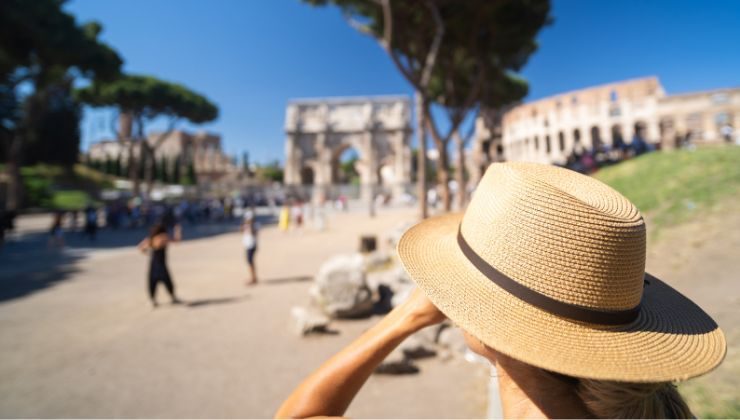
[304, 0, 550, 212]
[0, 0, 123, 210]
[76, 74, 218, 197]
[21, 76, 82, 167]
[305, 0, 447, 218]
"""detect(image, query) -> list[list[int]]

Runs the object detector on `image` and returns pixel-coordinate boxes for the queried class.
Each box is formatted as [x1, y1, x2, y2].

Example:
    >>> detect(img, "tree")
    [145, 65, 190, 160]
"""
[21, 77, 82, 167]
[76, 74, 218, 197]
[104, 155, 114, 175]
[0, 0, 123, 210]
[304, 0, 446, 218]
[173, 155, 182, 184]
[113, 154, 122, 177]
[184, 161, 197, 186]
[305, 0, 550, 212]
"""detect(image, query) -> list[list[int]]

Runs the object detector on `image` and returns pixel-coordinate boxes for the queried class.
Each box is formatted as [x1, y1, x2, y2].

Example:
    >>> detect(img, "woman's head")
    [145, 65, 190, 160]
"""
[397, 162, 724, 417]
[462, 329, 693, 418]
[398, 162, 725, 383]
[149, 223, 167, 238]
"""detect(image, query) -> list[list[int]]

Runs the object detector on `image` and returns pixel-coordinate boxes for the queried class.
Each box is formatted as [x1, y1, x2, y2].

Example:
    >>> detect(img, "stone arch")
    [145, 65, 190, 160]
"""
[300, 166, 314, 185]
[590, 126, 602, 149]
[330, 141, 362, 185]
[634, 121, 648, 140]
[611, 124, 625, 148]
[284, 97, 412, 205]
[558, 131, 565, 152]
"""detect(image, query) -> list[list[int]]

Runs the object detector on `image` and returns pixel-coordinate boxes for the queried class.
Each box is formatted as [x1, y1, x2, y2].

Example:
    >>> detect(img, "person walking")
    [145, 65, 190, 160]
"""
[83, 204, 98, 241]
[278, 202, 291, 232]
[138, 222, 182, 308]
[241, 214, 259, 286]
[276, 162, 725, 419]
[47, 212, 65, 248]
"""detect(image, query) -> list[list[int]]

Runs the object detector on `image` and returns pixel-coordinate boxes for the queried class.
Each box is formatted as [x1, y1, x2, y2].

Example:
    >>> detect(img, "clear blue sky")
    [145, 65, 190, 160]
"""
[66, 0, 740, 164]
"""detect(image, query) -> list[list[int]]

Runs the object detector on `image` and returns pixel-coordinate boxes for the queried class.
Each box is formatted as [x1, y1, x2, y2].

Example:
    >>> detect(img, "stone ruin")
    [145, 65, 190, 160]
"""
[290, 221, 475, 375]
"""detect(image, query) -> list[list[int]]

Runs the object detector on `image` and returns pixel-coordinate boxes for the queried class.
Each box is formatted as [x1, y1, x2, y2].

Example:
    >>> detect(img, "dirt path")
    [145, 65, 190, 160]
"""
[0, 208, 488, 418]
[646, 198, 740, 416]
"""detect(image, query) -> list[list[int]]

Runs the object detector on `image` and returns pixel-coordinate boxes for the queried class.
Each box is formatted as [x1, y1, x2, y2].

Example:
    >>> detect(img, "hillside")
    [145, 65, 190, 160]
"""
[4, 164, 115, 210]
[595, 145, 740, 235]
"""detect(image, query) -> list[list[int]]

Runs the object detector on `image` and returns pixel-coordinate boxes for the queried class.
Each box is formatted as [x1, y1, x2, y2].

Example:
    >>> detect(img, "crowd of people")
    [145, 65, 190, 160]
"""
[564, 132, 655, 174]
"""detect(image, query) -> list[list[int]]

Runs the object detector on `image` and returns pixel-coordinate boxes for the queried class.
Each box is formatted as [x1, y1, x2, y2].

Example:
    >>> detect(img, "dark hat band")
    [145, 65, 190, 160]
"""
[457, 225, 642, 326]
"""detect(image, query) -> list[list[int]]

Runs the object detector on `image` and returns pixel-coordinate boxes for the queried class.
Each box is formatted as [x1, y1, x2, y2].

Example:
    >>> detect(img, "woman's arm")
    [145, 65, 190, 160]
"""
[171, 225, 182, 242]
[137, 238, 150, 253]
[275, 289, 446, 419]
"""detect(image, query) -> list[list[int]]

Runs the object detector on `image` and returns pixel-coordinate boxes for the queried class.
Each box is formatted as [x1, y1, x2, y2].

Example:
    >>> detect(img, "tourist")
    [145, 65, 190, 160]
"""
[69, 209, 79, 232]
[278, 202, 291, 232]
[83, 204, 98, 241]
[241, 214, 259, 286]
[276, 162, 724, 419]
[47, 212, 65, 249]
[292, 200, 304, 229]
[720, 123, 734, 143]
[138, 222, 182, 308]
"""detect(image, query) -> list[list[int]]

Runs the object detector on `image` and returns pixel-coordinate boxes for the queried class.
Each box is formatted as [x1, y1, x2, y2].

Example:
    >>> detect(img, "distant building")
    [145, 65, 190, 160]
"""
[470, 77, 740, 181]
[87, 114, 242, 193]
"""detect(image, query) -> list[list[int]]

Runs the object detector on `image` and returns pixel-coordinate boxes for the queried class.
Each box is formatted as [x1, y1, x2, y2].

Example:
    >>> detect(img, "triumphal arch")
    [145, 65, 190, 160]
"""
[284, 96, 412, 203]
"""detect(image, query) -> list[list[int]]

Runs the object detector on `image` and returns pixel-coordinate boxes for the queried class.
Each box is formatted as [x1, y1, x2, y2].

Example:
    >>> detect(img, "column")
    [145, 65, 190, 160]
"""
[284, 132, 299, 185]
[312, 131, 331, 204]
[392, 129, 411, 199]
[360, 129, 378, 206]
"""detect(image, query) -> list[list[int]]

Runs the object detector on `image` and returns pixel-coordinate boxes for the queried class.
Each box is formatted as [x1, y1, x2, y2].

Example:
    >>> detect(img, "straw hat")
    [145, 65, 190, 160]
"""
[398, 162, 725, 382]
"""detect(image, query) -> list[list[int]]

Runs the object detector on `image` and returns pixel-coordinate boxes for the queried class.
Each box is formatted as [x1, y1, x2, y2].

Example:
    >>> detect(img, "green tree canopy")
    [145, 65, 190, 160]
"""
[1, 0, 123, 210]
[75, 74, 218, 124]
[0, 0, 122, 85]
[76, 74, 219, 195]
[305, 0, 550, 211]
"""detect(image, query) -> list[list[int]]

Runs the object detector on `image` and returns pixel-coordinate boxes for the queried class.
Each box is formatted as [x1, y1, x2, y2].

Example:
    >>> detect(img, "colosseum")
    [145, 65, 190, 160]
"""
[469, 76, 740, 182]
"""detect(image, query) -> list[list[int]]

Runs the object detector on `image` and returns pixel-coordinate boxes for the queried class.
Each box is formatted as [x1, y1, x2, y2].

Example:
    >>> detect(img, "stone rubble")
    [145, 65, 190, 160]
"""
[294, 232, 475, 375]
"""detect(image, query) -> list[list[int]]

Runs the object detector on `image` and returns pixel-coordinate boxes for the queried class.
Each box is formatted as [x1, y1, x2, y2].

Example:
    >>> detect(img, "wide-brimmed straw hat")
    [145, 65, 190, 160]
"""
[398, 162, 725, 382]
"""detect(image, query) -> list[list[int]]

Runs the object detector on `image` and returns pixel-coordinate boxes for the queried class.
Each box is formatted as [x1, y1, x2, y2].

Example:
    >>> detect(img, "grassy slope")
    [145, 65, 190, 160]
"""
[10, 164, 114, 210]
[595, 146, 740, 236]
[598, 147, 740, 418]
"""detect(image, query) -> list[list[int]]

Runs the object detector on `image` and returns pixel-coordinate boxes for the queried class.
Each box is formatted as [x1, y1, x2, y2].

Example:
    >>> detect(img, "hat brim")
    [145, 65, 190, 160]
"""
[398, 212, 726, 382]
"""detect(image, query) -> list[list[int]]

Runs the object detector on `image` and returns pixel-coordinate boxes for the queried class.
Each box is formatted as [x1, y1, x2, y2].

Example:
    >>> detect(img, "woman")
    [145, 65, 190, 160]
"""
[278, 202, 291, 232]
[276, 162, 726, 418]
[48, 212, 65, 248]
[138, 222, 182, 307]
[241, 215, 259, 286]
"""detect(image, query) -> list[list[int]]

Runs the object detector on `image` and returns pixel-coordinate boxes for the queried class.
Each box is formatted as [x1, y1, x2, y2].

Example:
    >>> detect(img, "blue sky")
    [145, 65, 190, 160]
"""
[66, 0, 740, 163]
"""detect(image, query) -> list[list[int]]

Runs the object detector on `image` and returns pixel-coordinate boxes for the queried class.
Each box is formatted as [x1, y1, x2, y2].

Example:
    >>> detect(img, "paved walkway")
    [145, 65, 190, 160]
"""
[0, 208, 488, 418]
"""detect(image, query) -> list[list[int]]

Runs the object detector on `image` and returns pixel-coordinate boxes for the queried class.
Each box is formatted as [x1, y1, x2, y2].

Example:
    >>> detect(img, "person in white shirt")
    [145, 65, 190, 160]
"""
[241, 214, 259, 286]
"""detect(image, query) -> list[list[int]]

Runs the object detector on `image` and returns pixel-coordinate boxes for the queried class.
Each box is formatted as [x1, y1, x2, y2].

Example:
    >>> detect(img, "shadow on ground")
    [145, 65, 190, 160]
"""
[185, 295, 249, 308]
[262, 276, 313, 285]
[0, 217, 271, 304]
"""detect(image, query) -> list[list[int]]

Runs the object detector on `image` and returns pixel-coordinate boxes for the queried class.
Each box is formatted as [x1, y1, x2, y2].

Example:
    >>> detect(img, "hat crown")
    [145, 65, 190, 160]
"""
[461, 162, 646, 311]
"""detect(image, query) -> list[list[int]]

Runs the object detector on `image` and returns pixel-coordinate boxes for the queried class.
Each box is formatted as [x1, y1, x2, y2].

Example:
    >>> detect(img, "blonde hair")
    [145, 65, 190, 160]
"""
[576, 379, 693, 419]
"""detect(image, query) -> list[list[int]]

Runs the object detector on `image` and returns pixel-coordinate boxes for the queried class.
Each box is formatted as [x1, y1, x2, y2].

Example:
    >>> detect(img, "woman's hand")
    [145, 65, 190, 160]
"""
[395, 288, 447, 333]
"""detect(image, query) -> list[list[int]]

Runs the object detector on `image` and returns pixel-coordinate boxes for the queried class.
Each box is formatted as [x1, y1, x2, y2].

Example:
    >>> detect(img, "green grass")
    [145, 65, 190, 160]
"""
[51, 190, 94, 210]
[679, 382, 740, 419]
[595, 146, 740, 234]
[1, 163, 112, 210]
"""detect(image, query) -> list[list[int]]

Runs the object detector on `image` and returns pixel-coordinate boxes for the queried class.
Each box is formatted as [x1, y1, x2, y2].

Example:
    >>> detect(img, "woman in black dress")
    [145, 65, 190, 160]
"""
[138, 223, 182, 307]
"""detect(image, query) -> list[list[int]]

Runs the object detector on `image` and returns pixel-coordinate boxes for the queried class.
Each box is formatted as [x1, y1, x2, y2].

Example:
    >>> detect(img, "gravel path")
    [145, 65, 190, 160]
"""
[0, 208, 488, 418]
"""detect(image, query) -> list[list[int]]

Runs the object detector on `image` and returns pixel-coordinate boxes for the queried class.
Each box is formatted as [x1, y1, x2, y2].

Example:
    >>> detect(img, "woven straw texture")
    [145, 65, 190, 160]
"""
[398, 162, 725, 382]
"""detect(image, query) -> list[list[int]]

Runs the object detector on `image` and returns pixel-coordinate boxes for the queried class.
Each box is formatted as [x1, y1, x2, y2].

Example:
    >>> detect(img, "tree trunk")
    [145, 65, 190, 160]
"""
[454, 131, 466, 210]
[144, 143, 155, 198]
[129, 140, 141, 197]
[4, 135, 23, 211]
[425, 114, 452, 213]
[415, 92, 428, 219]
[436, 147, 451, 212]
